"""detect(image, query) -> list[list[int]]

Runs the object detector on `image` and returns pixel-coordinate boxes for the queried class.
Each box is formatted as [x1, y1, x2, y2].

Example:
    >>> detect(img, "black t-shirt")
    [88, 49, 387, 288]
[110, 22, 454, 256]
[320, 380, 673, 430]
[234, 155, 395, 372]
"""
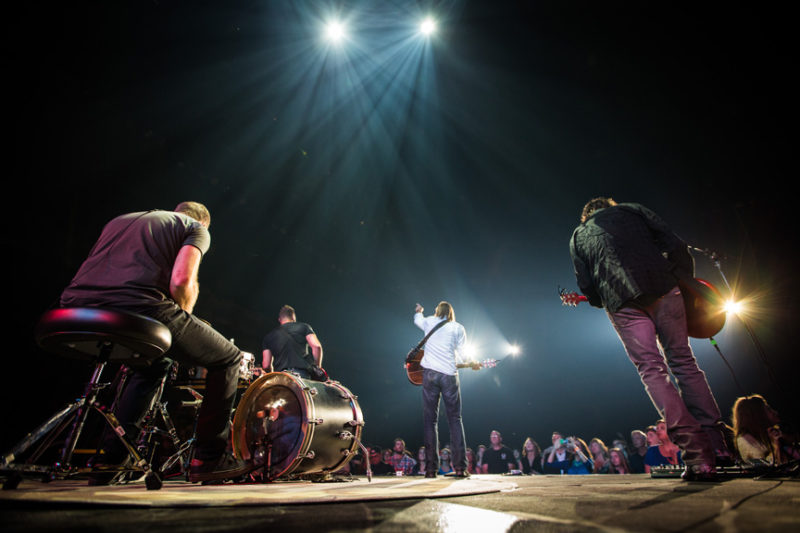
[521, 454, 543, 474]
[61, 210, 210, 308]
[482, 445, 515, 473]
[262, 322, 315, 372]
[629, 451, 646, 473]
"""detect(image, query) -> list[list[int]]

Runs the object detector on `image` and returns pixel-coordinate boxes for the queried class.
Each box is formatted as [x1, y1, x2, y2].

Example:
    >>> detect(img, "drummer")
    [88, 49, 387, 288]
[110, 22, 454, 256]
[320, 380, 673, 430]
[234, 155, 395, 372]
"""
[261, 305, 324, 379]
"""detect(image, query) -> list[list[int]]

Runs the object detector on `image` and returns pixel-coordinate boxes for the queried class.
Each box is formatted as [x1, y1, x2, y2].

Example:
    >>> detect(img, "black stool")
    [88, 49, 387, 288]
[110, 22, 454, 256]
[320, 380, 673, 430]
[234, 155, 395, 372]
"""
[1, 307, 171, 490]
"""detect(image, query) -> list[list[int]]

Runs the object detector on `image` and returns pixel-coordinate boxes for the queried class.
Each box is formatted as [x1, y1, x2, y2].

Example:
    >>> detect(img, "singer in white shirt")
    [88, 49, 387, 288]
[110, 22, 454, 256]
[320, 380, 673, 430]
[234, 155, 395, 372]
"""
[413, 301, 470, 478]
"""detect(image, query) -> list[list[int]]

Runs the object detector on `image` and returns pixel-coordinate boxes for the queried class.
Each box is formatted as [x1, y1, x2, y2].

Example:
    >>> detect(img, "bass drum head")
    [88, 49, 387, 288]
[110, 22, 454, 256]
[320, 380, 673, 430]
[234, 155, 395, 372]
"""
[232, 372, 363, 479]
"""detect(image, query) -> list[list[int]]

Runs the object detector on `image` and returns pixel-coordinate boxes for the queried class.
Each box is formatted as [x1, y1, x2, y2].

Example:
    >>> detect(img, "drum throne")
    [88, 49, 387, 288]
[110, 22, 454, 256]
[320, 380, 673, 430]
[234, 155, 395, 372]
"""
[1, 307, 172, 490]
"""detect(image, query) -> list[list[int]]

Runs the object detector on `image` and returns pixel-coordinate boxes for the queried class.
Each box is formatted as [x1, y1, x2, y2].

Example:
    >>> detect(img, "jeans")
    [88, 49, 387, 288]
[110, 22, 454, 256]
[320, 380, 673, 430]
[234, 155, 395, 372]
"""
[608, 286, 728, 466]
[92, 301, 242, 462]
[422, 368, 467, 472]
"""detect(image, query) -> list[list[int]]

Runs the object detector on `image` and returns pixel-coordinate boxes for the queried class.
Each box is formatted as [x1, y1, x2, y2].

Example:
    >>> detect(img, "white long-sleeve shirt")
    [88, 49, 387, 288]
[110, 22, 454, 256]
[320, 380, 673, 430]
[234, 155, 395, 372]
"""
[413, 312, 467, 375]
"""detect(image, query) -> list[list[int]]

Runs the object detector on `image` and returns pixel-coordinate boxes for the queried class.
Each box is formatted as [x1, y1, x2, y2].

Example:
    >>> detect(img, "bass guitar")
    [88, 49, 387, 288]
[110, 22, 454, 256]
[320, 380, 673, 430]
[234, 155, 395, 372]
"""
[405, 351, 497, 386]
[559, 278, 726, 339]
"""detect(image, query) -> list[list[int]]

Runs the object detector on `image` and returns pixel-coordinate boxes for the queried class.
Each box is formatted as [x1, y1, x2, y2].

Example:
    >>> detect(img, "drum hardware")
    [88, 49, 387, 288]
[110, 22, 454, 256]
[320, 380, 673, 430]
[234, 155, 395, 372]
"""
[232, 372, 366, 482]
[0, 308, 176, 490]
[118, 369, 199, 484]
[125, 362, 206, 482]
[239, 351, 255, 382]
[355, 440, 372, 482]
[1, 363, 162, 490]
[174, 385, 203, 408]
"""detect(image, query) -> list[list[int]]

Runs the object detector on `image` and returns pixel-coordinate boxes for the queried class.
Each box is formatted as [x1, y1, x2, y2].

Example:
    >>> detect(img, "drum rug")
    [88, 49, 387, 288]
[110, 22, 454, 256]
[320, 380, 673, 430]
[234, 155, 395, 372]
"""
[0, 475, 518, 508]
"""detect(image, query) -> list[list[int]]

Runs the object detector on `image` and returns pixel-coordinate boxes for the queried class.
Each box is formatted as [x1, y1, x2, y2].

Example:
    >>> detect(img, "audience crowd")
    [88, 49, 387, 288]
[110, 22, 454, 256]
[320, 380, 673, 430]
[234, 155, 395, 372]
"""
[338, 394, 798, 477]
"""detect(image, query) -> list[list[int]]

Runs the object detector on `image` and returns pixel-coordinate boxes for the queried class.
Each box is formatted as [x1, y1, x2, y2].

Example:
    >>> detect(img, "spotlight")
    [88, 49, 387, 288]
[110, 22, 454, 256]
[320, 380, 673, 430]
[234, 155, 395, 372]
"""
[323, 20, 347, 44]
[508, 344, 521, 356]
[724, 299, 743, 315]
[462, 342, 478, 360]
[419, 16, 437, 36]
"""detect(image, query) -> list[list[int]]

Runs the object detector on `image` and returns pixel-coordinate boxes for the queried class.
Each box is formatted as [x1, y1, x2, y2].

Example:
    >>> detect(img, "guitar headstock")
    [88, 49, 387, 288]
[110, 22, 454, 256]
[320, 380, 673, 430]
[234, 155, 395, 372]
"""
[559, 287, 587, 306]
[480, 358, 498, 368]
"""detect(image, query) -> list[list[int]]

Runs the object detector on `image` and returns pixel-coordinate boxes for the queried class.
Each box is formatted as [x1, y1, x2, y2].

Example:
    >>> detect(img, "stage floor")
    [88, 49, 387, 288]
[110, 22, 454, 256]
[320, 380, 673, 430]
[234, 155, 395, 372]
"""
[1, 473, 798, 532]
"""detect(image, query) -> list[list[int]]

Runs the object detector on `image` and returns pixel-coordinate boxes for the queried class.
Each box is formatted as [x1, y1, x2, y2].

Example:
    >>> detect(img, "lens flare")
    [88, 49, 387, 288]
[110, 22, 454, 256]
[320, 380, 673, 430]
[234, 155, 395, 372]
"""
[323, 20, 347, 43]
[462, 341, 478, 359]
[419, 17, 437, 36]
[723, 299, 743, 315]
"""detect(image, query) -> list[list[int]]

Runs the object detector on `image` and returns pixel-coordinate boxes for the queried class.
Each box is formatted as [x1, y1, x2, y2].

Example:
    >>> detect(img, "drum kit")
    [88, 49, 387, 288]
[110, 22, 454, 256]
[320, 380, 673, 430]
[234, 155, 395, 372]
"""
[157, 352, 367, 483]
[1, 344, 366, 488]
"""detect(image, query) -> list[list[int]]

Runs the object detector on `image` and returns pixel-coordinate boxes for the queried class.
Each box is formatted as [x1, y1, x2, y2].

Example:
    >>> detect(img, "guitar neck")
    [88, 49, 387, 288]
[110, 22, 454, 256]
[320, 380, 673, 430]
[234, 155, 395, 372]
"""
[456, 359, 497, 369]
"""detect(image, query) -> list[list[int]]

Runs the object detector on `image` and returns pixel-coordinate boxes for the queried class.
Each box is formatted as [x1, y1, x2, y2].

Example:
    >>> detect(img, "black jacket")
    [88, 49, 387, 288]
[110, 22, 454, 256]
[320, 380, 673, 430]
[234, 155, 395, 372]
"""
[569, 203, 694, 313]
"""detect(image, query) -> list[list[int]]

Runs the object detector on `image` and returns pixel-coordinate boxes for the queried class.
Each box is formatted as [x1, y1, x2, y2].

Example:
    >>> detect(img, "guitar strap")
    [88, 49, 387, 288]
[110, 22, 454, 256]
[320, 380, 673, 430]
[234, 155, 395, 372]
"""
[406, 319, 448, 362]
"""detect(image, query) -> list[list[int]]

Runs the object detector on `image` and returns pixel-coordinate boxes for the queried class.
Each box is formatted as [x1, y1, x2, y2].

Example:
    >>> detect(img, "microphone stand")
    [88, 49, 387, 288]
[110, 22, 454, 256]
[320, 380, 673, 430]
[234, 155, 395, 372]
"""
[690, 246, 795, 428]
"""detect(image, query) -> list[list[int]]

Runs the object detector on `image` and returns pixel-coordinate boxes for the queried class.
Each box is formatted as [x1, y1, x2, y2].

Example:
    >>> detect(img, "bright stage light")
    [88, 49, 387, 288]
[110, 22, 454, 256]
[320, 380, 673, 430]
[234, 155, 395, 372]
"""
[462, 342, 478, 360]
[507, 343, 521, 356]
[323, 20, 347, 44]
[419, 17, 437, 36]
[724, 299, 744, 315]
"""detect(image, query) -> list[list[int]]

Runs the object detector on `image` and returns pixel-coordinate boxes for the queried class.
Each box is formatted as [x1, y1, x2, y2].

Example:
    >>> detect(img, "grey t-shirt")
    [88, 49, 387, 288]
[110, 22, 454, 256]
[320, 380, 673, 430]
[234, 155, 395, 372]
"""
[60, 210, 210, 307]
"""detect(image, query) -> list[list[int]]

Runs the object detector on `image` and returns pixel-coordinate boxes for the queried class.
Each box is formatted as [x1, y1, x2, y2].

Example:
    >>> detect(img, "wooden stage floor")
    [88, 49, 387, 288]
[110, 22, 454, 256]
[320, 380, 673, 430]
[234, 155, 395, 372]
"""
[1, 472, 798, 532]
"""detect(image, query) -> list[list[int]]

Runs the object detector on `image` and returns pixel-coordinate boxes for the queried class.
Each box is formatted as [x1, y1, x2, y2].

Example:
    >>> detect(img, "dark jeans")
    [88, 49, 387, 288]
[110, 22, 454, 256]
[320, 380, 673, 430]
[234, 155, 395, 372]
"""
[95, 302, 242, 462]
[608, 286, 728, 466]
[422, 368, 467, 472]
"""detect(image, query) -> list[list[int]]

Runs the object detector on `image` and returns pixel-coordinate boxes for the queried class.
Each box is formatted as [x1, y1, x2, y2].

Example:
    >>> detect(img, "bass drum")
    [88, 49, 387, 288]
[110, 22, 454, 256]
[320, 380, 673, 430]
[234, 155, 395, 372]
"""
[232, 372, 364, 480]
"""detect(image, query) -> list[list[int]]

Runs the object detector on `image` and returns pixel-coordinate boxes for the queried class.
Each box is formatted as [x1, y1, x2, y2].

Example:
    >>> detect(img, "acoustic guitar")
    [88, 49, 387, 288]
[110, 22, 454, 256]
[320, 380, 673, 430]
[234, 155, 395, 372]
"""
[559, 278, 726, 339]
[405, 350, 497, 386]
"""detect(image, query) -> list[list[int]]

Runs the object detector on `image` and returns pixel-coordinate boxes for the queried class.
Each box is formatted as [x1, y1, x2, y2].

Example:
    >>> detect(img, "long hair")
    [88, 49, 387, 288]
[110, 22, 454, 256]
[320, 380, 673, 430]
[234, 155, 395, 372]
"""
[609, 447, 631, 474]
[521, 437, 541, 460]
[435, 301, 455, 322]
[572, 437, 591, 460]
[590, 438, 609, 460]
[732, 394, 776, 455]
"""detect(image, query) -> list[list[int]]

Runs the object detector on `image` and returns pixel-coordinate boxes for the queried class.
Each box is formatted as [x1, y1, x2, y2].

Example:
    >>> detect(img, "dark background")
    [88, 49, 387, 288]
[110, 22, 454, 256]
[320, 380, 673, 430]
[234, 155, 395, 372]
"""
[7, 1, 796, 456]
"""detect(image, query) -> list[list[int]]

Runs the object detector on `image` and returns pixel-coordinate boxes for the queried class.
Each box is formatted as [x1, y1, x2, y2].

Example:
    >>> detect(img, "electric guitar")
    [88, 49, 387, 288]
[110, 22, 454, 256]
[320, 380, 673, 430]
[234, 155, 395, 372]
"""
[559, 277, 726, 339]
[405, 350, 497, 386]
